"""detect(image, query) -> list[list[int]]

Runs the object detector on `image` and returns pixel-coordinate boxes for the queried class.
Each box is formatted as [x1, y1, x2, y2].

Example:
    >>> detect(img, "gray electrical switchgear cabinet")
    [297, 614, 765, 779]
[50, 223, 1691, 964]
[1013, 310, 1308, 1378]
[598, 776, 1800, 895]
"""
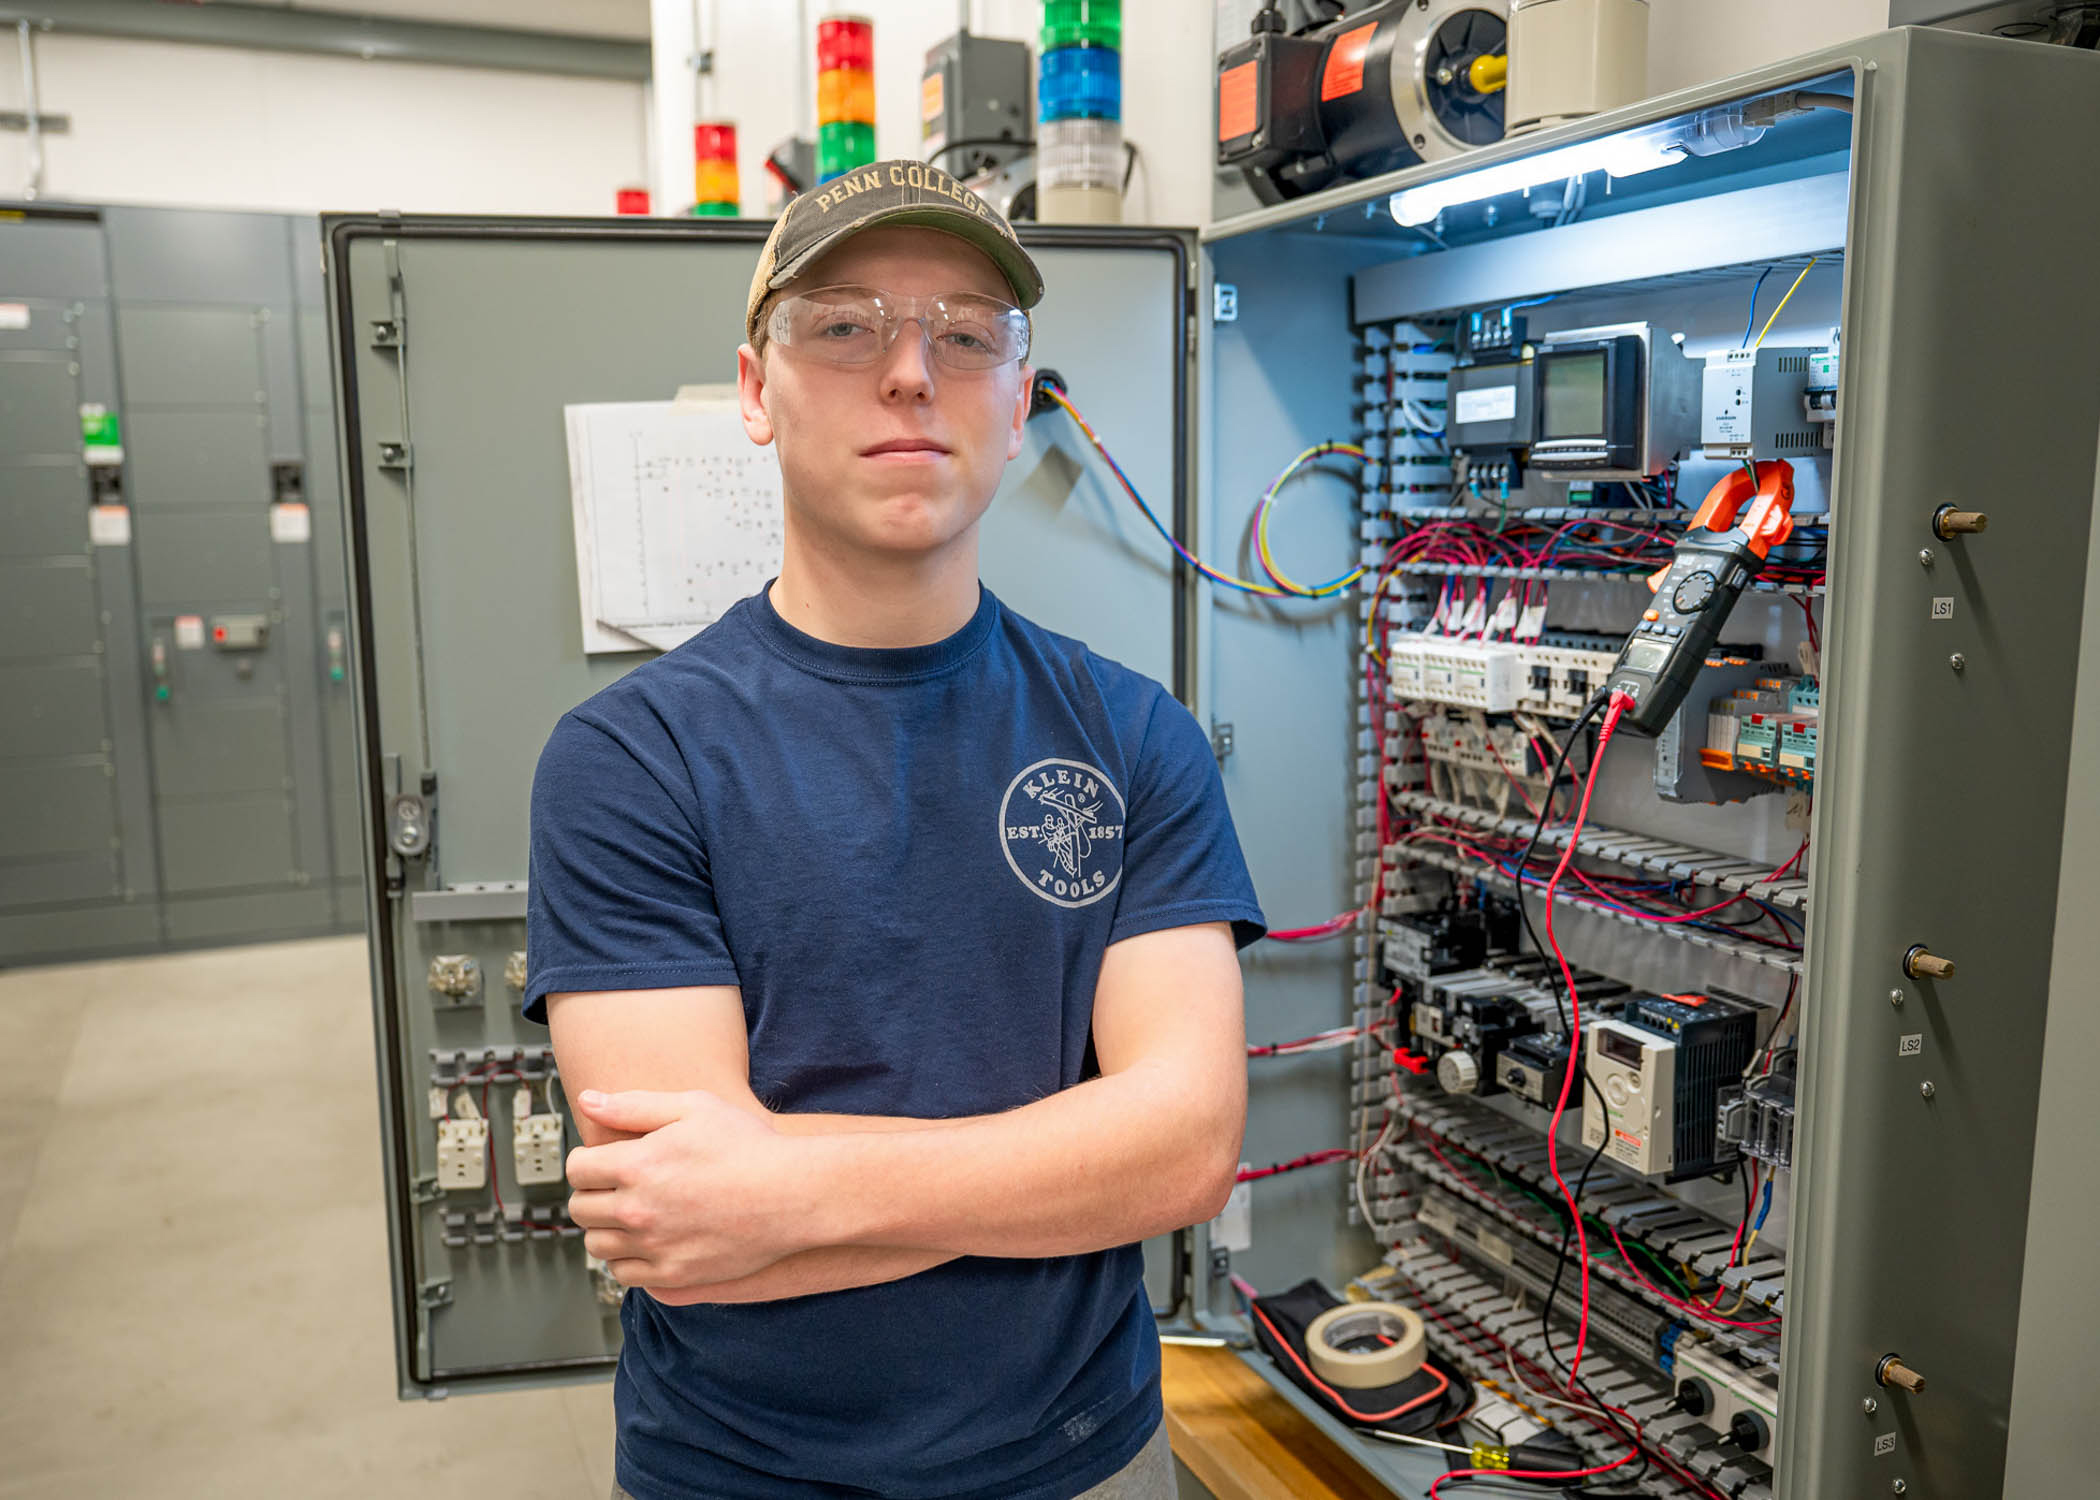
[347, 28, 2100, 1500]
[0, 203, 363, 965]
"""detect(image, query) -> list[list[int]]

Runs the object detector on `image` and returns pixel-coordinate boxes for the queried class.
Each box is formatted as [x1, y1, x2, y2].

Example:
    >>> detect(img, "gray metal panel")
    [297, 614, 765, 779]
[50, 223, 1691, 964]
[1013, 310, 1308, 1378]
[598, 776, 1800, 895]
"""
[0, 212, 111, 300]
[1, 559, 98, 653]
[147, 697, 291, 800]
[0, 354, 82, 443]
[156, 794, 296, 893]
[130, 509, 274, 603]
[0, 850, 121, 908]
[0, 299, 80, 352]
[0, 662, 108, 758]
[0, 462, 90, 555]
[297, 308, 334, 430]
[2003, 433, 2100, 1500]
[0, 900, 155, 960]
[0, 760, 115, 861]
[122, 409, 271, 509]
[1777, 29, 2100, 1500]
[160, 885, 334, 944]
[979, 240, 1190, 691]
[68, 302, 122, 414]
[102, 206, 295, 305]
[113, 305, 266, 408]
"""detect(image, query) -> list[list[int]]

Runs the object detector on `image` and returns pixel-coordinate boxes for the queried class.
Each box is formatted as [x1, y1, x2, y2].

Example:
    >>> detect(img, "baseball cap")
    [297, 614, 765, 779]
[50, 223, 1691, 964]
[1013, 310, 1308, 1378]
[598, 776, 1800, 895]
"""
[745, 160, 1044, 347]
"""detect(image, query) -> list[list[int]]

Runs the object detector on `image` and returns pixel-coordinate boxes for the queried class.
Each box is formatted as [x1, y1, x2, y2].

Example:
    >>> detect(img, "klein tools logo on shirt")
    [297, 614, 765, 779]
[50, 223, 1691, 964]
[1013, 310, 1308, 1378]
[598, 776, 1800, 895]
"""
[999, 758, 1126, 908]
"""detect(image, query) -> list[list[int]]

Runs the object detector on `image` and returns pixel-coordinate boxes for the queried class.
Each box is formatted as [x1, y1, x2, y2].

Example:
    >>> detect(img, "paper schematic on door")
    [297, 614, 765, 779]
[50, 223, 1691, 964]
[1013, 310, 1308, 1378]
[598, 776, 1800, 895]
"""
[564, 394, 785, 654]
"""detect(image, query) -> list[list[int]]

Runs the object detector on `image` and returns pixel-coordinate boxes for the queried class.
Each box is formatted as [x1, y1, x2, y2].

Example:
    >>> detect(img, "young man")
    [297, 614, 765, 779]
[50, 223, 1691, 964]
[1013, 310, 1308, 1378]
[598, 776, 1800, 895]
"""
[524, 162, 1266, 1500]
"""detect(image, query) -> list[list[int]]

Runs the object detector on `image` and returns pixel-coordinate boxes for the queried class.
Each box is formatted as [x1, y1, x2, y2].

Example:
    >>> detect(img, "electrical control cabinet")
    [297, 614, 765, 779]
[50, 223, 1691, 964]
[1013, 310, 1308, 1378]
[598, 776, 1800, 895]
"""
[1196, 26, 2100, 1500]
[346, 27, 2100, 1500]
[0, 203, 363, 965]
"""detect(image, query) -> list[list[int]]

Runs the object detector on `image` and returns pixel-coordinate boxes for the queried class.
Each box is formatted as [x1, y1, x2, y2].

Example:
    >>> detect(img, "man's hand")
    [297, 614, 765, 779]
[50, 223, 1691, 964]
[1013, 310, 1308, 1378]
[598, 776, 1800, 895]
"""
[566, 1088, 817, 1289]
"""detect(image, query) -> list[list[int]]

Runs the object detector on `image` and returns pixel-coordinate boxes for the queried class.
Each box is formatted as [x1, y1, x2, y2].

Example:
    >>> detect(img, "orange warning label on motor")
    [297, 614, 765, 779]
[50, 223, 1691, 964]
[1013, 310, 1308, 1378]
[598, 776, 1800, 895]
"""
[1322, 21, 1378, 101]
[1218, 60, 1259, 142]
[922, 71, 944, 124]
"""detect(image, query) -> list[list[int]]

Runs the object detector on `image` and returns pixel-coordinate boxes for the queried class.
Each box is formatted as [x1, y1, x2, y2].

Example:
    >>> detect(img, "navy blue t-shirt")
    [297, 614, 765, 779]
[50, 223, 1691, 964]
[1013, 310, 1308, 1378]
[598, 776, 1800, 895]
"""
[523, 582, 1266, 1500]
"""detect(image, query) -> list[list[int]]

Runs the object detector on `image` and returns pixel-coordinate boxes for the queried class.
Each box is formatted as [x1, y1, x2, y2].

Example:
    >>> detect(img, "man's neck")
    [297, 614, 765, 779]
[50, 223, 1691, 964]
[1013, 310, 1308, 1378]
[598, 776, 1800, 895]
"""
[768, 528, 982, 649]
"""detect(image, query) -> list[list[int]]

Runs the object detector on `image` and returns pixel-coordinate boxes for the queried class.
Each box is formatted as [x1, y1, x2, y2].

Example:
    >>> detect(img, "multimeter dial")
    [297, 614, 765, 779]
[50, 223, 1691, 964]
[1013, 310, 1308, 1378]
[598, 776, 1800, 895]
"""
[1671, 569, 1718, 613]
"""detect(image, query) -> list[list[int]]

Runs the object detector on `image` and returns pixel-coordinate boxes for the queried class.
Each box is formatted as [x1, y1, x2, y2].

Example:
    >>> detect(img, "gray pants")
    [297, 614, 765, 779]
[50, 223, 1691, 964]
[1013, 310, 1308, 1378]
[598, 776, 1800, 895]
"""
[611, 1419, 1173, 1500]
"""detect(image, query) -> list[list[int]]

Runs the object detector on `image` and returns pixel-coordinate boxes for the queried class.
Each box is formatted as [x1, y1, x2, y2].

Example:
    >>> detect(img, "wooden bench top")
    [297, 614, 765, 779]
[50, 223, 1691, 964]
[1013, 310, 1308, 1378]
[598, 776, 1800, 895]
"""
[1160, 1343, 1394, 1500]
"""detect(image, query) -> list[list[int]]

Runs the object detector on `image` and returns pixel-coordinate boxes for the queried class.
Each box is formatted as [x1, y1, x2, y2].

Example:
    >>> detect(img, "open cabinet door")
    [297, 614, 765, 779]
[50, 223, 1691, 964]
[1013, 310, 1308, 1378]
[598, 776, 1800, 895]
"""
[327, 214, 1196, 1397]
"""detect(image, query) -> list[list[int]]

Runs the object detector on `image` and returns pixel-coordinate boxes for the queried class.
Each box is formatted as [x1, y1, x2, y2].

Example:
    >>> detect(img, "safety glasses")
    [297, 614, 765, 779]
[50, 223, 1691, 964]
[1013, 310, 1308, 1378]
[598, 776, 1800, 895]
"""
[765, 283, 1031, 370]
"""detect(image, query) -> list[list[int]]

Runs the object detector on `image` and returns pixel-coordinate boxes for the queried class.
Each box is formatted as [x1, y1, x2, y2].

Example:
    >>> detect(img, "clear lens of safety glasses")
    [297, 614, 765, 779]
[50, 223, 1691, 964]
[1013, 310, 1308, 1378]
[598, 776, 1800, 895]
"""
[767, 284, 1030, 370]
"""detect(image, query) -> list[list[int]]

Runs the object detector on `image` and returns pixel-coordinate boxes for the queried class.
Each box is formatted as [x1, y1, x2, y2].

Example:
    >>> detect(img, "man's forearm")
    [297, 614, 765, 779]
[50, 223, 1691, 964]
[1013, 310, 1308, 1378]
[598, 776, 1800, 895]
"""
[636, 1107, 955, 1301]
[767, 1111, 951, 1136]
[643, 1244, 954, 1304]
[803, 1054, 1240, 1261]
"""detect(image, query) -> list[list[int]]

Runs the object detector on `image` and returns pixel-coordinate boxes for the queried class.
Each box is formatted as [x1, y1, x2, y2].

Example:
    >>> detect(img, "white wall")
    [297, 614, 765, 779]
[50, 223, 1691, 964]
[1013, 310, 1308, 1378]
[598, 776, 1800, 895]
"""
[0, 31, 648, 216]
[1649, 0, 1891, 94]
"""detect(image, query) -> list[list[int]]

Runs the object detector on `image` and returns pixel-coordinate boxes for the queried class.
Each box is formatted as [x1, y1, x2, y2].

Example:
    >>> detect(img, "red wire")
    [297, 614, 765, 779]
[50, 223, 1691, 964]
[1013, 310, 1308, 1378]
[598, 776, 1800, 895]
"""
[1245, 1299, 1453, 1424]
[1236, 1147, 1357, 1183]
[1539, 690, 1633, 1391]
[1268, 910, 1366, 941]
[481, 1078, 505, 1219]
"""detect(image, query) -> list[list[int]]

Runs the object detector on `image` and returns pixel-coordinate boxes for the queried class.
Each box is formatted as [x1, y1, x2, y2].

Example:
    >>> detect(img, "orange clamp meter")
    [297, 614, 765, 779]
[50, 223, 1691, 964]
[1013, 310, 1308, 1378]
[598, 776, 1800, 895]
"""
[1606, 461, 1798, 735]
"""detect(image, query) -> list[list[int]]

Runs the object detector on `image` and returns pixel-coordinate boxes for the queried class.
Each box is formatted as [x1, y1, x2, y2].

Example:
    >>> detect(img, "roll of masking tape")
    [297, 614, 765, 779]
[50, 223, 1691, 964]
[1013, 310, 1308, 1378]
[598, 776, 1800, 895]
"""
[1304, 1301, 1428, 1390]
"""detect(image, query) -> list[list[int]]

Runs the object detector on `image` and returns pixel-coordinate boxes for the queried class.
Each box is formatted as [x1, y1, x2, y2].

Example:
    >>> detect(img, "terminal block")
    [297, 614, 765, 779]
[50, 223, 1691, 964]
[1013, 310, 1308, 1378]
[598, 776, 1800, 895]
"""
[1702, 672, 1818, 789]
[1718, 1065, 1798, 1171]
[429, 1044, 557, 1086]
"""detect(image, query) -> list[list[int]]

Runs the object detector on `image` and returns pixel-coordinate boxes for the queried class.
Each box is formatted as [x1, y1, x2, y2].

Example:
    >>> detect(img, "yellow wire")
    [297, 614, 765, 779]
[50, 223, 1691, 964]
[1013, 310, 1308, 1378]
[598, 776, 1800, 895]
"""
[1255, 441, 1369, 599]
[1044, 388, 1290, 598]
[1752, 257, 1819, 349]
[1717, 1229, 1763, 1315]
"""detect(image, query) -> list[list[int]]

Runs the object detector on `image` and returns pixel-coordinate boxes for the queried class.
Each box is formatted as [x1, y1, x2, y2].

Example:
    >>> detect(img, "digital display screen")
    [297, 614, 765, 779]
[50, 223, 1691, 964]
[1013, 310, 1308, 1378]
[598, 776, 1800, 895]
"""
[1540, 351, 1607, 438]
[1599, 1027, 1648, 1067]
[1620, 639, 1672, 675]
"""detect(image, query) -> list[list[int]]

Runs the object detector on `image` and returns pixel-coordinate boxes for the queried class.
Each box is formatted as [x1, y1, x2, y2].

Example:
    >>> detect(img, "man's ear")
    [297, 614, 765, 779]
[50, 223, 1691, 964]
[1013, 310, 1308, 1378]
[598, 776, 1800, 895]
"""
[737, 344, 774, 447]
[1006, 363, 1035, 461]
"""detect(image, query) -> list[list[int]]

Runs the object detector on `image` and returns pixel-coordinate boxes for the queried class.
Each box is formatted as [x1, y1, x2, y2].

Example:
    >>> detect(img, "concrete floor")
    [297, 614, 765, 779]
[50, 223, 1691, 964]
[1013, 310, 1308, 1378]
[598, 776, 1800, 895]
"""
[0, 933, 615, 1500]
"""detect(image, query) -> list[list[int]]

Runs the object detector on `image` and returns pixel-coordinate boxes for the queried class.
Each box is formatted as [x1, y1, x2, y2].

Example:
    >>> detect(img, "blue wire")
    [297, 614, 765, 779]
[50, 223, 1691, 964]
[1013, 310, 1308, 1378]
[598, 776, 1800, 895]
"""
[1741, 268, 1775, 349]
[1752, 1179, 1775, 1231]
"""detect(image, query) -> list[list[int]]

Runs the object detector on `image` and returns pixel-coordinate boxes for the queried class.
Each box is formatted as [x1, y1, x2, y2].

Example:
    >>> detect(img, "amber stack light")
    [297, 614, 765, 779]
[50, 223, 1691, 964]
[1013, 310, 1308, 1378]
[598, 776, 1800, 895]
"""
[816, 14, 876, 183]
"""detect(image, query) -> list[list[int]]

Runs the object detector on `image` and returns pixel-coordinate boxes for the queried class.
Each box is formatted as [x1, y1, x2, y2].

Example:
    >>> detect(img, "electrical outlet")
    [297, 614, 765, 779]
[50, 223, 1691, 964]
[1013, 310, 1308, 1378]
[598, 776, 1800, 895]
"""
[437, 1118, 489, 1190]
[514, 1114, 565, 1186]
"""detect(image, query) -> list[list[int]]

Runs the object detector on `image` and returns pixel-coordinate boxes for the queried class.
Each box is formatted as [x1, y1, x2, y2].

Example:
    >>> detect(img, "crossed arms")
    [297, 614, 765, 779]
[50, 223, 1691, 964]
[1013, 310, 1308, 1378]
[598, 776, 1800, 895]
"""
[544, 921, 1246, 1304]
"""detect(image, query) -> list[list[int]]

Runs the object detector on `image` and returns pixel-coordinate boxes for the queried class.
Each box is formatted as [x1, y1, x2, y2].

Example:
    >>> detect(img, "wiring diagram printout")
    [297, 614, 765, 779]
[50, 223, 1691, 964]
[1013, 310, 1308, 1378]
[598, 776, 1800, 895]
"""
[564, 396, 784, 653]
